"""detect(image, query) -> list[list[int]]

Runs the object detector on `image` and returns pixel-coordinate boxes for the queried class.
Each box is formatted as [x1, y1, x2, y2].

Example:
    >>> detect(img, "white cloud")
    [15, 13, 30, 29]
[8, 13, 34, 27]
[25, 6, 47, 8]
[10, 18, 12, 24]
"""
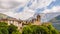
[14, 7, 35, 20]
[0, 0, 28, 9]
[0, 0, 56, 20]
[28, 0, 55, 10]
[0, 7, 35, 20]
[0, 10, 16, 17]
[41, 6, 60, 22]
[42, 6, 60, 13]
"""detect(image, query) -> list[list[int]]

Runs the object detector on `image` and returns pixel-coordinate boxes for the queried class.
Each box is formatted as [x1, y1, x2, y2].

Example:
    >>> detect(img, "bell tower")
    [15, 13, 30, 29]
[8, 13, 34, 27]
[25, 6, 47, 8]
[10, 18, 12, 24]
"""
[36, 14, 41, 21]
[34, 14, 41, 25]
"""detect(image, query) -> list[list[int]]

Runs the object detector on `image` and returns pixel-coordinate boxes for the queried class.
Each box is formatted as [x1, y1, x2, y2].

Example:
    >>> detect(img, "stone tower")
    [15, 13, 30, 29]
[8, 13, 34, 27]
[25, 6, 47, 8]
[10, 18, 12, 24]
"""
[33, 14, 41, 25]
[36, 14, 41, 21]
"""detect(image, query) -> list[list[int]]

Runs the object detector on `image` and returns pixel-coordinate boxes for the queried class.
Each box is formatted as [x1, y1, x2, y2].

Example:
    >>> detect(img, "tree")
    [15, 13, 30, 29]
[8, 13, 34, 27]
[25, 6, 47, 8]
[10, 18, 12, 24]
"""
[31, 25, 49, 34]
[51, 29, 59, 34]
[8, 24, 17, 34]
[22, 24, 59, 34]
[47, 24, 59, 34]
[0, 22, 8, 29]
[22, 25, 49, 34]
[0, 22, 9, 34]
[0, 22, 21, 34]
[22, 26, 32, 34]
[1, 28, 9, 34]
[0, 31, 2, 34]
[12, 31, 21, 34]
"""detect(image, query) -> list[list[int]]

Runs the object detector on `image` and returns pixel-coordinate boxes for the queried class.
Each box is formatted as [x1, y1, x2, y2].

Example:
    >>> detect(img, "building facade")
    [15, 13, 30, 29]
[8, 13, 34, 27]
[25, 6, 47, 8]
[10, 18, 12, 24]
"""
[0, 18, 22, 32]
[0, 14, 41, 32]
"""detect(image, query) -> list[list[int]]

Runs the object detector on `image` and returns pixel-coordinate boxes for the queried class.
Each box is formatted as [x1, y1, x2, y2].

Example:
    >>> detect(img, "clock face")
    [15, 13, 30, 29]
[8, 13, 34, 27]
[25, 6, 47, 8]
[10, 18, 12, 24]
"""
[0, 0, 28, 9]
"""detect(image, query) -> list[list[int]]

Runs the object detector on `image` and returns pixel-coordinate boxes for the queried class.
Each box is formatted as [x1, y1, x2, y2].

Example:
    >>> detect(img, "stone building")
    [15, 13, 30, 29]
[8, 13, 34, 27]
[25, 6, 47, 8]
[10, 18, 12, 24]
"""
[0, 18, 22, 31]
[22, 14, 41, 25]
[32, 14, 41, 25]
[0, 14, 41, 32]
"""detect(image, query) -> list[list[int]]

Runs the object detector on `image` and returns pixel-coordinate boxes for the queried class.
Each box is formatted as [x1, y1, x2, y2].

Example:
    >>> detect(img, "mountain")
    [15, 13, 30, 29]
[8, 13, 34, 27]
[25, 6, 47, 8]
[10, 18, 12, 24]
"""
[0, 13, 14, 19]
[49, 15, 60, 31]
[49, 15, 60, 23]
[40, 12, 60, 22]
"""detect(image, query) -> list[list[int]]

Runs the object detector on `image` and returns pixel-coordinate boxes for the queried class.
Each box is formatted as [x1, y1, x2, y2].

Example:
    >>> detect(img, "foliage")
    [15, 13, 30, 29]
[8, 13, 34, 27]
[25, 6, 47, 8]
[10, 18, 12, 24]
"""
[0, 22, 21, 34]
[0, 31, 2, 34]
[0, 22, 8, 29]
[8, 24, 17, 34]
[12, 31, 21, 34]
[1, 28, 9, 34]
[51, 29, 59, 34]
[0, 22, 59, 34]
[22, 26, 32, 34]
[22, 24, 59, 34]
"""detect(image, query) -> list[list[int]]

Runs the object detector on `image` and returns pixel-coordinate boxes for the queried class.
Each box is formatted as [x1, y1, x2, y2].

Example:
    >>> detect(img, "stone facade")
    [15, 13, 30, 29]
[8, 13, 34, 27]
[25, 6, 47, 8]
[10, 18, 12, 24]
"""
[0, 18, 22, 31]
[0, 14, 41, 32]
[22, 14, 41, 26]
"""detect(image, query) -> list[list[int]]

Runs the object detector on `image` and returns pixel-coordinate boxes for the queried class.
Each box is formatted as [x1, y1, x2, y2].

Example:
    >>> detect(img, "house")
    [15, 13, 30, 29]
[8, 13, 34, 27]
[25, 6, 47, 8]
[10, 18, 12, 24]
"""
[0, 14, 41, 32]
[0, 18, 22, 31]
[22, 14, 41, 25]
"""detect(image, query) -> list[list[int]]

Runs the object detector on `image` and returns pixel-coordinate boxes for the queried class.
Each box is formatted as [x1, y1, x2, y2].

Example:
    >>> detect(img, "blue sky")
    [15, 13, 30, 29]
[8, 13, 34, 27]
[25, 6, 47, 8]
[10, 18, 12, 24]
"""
[0, 0, 60, 22]
[16, 0, 60, 13]
[47, 0, 60, 9]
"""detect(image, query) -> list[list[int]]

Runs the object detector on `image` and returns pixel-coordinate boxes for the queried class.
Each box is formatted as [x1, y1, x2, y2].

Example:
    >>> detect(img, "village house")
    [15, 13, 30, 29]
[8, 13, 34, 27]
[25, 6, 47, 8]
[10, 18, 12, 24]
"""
[22, 14, 41, 26]
[0, 14, 41, 32]
[0, 18, 22, 31]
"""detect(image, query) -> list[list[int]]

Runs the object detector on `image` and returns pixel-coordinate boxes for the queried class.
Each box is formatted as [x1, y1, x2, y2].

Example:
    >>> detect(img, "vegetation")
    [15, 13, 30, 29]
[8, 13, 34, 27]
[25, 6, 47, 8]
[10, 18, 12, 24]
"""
[0, 22, 59, 34]
[22, 23, 59, 34]
[0, 22, 21, 34]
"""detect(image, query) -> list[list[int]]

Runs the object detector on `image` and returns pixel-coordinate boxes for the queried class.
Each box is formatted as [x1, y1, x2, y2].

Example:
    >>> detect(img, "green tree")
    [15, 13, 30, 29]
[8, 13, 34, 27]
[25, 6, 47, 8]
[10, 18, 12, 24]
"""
[31, 25, 49, 34]
[8, 24, 17, 34]
[51, 29, 59, 34]
[22, 24, 59, 34]
[0, 22, 21, 34]
[22, 26, 32, 34]
[0, 22, 9, 34]
[47, 24, 59, 34]
[0, 22, 8, 29]
[0, 31, 2, 34]
[12, 31, 21, 34]
[22, 25, 49, 34]
[1, 28, 9, 34]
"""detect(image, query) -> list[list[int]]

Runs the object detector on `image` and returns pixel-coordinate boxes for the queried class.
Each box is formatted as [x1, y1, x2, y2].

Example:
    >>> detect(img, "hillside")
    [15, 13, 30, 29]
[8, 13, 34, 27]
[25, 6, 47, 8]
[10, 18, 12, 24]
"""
[49, 15, 60, 31]
[49, 15, 60, 23]
[0, 13, 14, 19]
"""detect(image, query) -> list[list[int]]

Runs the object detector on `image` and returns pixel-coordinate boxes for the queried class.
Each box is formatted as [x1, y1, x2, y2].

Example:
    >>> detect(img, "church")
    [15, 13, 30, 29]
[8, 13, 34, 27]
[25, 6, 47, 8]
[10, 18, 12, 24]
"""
[0, 14, 41, 32]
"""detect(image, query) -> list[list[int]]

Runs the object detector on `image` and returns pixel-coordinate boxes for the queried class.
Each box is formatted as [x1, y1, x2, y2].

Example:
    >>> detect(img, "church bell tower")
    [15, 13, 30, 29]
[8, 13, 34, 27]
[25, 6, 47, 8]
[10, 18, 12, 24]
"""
[36, 14, 41, 21]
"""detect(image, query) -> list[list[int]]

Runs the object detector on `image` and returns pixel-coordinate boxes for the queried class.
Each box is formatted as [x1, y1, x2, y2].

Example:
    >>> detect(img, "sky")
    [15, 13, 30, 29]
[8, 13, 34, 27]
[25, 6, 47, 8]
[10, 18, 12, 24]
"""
[0, 0, 60, 22]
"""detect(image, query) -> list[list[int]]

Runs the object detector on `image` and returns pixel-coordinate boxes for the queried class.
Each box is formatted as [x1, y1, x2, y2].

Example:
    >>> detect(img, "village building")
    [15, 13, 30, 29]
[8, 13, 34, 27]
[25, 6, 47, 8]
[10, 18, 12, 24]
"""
[22, 14, 41, 26]
[0, 18, 22, 31]
[0, 14, 41, 32]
